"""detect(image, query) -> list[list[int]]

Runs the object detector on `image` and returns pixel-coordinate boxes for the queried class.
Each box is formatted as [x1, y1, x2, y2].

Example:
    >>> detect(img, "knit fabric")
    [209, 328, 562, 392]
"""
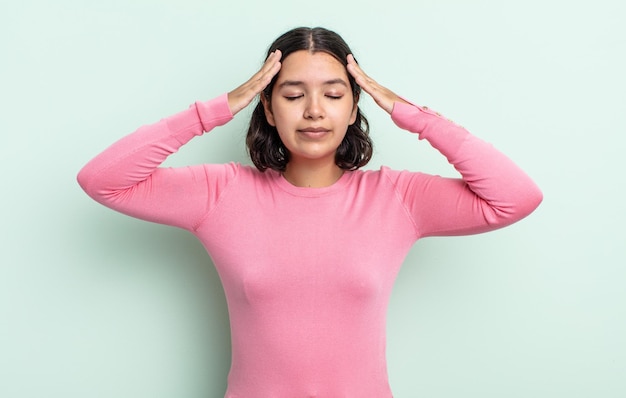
[78, 93, 542, 397]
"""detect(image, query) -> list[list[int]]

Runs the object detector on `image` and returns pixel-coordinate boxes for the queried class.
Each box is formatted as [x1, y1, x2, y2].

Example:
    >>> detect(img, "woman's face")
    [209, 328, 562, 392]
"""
[262, 50, 358, 166]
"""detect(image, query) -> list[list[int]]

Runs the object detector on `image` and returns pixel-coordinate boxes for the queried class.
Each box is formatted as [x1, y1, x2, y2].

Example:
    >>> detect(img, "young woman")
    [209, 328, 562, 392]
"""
[78, 27, 542, 397]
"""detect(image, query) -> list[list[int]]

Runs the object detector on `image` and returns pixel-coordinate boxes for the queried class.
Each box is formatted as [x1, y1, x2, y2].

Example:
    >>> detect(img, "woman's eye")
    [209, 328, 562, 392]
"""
[326, 94, 343, 100]
[284, 95, 303, 101]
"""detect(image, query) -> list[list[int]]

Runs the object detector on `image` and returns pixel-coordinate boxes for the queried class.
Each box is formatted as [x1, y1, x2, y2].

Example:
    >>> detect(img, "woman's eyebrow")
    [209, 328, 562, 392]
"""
[278, 79, 348, 89]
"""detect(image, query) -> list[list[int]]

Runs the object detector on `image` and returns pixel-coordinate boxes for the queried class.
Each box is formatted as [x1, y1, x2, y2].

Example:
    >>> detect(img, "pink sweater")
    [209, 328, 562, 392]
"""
[78, 93, 542, 397]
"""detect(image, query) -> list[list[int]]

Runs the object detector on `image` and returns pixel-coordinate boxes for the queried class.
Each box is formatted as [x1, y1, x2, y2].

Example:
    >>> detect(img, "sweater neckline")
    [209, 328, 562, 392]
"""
[270, 169, 354, 197]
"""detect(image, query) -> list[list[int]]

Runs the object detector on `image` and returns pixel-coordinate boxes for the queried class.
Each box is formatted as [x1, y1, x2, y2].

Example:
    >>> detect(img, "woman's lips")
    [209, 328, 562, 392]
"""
[297, 127, 330, 138]
[298, 127, 330, 133]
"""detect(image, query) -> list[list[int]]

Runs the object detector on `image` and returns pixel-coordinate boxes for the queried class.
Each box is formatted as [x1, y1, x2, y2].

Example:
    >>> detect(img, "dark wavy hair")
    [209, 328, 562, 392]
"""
[246, 27, 372, 172]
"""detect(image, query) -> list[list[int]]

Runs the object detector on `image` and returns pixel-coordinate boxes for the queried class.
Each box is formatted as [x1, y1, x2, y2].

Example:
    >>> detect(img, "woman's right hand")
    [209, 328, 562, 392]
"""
[227, 50, 282, 115]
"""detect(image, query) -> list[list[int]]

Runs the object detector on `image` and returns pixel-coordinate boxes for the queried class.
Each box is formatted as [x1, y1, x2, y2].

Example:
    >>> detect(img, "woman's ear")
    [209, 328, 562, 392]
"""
[260, 94, 276, 127]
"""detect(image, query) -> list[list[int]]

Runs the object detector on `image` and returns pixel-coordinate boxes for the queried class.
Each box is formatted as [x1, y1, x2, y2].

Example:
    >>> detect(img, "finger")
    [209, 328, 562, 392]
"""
[347, 55, 378, 95]
[347, 55, 379, 95]
[258, 50, 282, 77]
[249, 50, 282, 93]
[347, 54, 396, 114]
[346, 54, 368, 86]
[228, 51, 282, 115]
[259, 51, 282, 86]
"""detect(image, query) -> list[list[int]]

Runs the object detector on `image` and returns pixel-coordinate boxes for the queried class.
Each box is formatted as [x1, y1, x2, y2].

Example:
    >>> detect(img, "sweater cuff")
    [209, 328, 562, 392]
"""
[391, 99, 440, 136]
[165, 93, 234, 143]
[195, 92, 234, 132]
[390, 98, 470, 158]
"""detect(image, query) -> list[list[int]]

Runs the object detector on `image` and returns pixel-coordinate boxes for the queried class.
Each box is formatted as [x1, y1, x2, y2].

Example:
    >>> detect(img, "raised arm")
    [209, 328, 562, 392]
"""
[347, 54, 542, 237]
[77, 51, 283, 230]
[389, 102, 542, 237]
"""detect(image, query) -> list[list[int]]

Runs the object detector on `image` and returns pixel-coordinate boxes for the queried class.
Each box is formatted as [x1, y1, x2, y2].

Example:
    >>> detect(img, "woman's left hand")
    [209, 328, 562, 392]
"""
[346, 54, 408, 114]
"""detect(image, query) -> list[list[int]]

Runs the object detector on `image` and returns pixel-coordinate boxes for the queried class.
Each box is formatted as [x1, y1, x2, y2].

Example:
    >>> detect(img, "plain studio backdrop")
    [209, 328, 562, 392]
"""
[1, 0, 624, 397]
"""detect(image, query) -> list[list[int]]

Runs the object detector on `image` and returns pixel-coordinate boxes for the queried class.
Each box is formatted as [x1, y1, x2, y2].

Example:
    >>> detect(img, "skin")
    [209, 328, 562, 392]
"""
[227, 49, 408, 187]
[261, 50, 357, 187]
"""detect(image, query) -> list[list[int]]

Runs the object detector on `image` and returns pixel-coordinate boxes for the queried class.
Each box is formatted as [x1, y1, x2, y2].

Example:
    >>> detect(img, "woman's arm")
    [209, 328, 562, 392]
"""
[77, 50, 283, 230]
[347, 55, 542, 238]
[388, 102, 543, 237]
[76, 94, 235, 230]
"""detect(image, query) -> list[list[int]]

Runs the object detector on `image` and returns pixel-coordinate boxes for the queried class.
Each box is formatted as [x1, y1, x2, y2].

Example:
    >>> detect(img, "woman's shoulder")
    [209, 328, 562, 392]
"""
[202, 162, 282, 186]
[347, 167, 437, 200]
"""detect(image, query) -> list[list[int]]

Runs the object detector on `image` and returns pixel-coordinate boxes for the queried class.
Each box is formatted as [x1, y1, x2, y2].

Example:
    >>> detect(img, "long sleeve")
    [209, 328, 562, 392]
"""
[387, 101, 543, 238]
[77, 93, 236, 231]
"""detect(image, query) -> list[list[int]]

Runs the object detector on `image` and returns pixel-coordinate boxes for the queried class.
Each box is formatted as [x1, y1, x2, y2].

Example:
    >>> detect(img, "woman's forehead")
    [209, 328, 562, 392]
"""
[276, 50, 348, 85]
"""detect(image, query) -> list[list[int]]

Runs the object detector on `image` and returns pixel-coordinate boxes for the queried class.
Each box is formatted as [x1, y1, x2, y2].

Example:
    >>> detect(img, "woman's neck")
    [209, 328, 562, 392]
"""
[282, 161, 345, 188]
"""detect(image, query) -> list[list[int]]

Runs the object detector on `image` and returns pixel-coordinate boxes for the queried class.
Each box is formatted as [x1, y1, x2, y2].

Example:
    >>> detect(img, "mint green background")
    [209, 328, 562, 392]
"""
[2, 0, 624, 396]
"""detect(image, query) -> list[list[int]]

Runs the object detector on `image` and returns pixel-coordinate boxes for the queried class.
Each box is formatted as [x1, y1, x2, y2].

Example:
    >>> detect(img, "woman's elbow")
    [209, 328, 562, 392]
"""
[508, 185, 543, 223]
[76, 165, 103, 201]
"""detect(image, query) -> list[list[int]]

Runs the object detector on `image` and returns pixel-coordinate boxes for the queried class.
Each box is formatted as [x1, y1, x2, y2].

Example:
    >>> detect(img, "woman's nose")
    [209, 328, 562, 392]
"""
[303, 97, 324, 119]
